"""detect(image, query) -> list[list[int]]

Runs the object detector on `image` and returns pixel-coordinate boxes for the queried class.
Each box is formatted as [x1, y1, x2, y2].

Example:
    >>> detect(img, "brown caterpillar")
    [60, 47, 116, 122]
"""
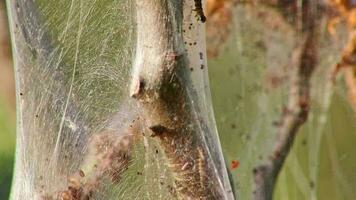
[197, 146, 207, 188]
[194, 0, 206, 23]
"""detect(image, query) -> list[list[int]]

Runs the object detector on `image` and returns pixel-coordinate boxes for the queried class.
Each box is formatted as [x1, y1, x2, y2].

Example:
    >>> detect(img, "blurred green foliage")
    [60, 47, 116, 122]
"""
[0, 99, 15, 200]
[207, 4, 356, 200]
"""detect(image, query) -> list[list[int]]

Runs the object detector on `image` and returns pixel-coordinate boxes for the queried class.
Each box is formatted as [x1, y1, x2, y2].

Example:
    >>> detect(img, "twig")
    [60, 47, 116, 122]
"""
[252, 1, 319, 199]
[331, 30, 356, 109]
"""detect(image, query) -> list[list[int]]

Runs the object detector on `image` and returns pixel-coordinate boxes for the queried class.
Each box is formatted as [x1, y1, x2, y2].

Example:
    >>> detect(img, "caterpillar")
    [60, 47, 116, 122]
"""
[194, 0, 206, 23]
[197, 146, 206, 188]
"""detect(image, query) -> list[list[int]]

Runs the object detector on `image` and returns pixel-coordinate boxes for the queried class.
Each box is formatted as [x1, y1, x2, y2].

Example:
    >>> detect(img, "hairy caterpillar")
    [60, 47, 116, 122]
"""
[194, 0, 206, 23]
[197, 146, 207, 188]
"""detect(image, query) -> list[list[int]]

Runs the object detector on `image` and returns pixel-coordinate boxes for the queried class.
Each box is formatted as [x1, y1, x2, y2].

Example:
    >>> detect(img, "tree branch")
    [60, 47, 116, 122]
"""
[130, 0, 228, 199]
[252, 1, 319, 199]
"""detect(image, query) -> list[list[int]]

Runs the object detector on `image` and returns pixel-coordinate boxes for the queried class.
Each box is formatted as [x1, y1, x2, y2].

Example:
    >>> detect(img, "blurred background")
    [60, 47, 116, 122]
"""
[1, 0, 356, 199]
[0, 0, 15, 199]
